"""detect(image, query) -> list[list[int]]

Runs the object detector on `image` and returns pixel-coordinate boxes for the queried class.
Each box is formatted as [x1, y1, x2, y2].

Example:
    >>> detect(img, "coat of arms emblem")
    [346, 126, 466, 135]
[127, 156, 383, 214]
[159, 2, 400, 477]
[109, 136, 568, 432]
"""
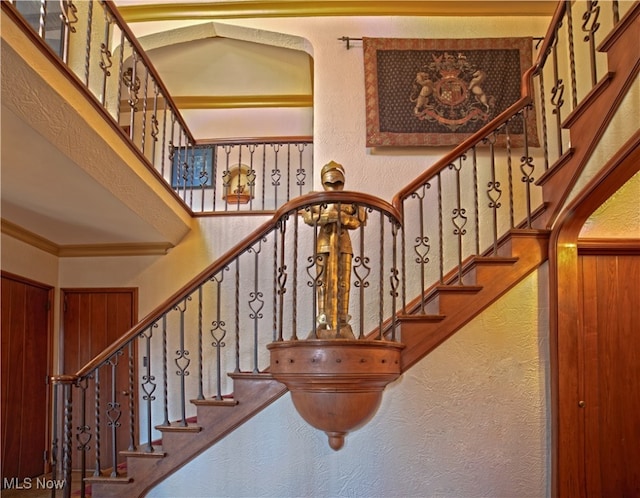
[411, 52, 496, 131]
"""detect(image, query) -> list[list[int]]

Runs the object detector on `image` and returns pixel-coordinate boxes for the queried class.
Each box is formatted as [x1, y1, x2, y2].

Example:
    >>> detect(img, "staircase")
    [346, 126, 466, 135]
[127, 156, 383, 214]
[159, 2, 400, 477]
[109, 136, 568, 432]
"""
[42, 2, 638, 497]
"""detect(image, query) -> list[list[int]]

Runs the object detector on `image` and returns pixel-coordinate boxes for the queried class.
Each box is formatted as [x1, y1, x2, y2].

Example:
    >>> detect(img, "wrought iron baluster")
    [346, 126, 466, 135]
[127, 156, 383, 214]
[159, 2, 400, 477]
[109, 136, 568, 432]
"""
[197, 286, 204, 401]
[292, 213, 299, 340]
[76, 378, 91, 498]
[247, 145, 257, 211]
[296, 143, 307, 197]
[141, 67, 150, 157]
[437, 172, 444, 283]
[127, 343, 135, 452]
[305, 204, 325, 339]
[83, 0, 93, 86]
[261, 144, 267, 210]
[115, 29, 125, 124]
[150, 82, 160, 166]
[612, 1, 620, 24]
[62, 381, 73, 498]
[486, 133, 501, 255]
[378, 211, 385, 338]
[276, 216, 289, 341]
[187, 142, 194, 208]
[50, 382, 59, 491]
[334, 202, 344, 334]
[401, 210, 407, 314]
[234, 259, 240, 372]
[160, 100, 168, 177]
[472, 147, 480, 254]
[222, 145, 233, 212]
[505, 120, 515, 228]
[59, 0, 78, 64]
[235, 146, 244, 210]
[450, 157, 467, 284]
[161, 315, 169, 426]
[174, 297, 192, 426]
[390, 220, 400, 341]
[520, 107, 536, 228]
[93, 369, 101, 476]
[411, 185, 430, 313]
[210, 269, 228, 399]
[549, 32, 565, 157]
[140, 324, 156, 452]
[106, 352, 123, 476]
[248, 239, 266, 372]
[98, 5, 113, 107]
[582, 0, 601, 87]
[354, 207, 371, 338]
[126, 49, 140, 141]
[38, 0, 47, 38]
[537, 68, 550, 170]
[271, 144, 282, 209]
[286, 144, 292, 202]
[566, 0, 578, 110]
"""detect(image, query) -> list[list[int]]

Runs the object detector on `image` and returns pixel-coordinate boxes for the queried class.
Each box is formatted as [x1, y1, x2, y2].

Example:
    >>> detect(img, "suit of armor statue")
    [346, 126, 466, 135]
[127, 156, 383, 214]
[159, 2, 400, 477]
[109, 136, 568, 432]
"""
[301, 161, 367, 339]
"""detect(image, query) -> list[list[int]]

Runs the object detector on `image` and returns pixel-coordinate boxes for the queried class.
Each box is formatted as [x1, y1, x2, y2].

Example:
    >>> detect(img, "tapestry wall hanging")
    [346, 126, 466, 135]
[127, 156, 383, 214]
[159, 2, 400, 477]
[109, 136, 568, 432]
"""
[363, 37, 539, 147]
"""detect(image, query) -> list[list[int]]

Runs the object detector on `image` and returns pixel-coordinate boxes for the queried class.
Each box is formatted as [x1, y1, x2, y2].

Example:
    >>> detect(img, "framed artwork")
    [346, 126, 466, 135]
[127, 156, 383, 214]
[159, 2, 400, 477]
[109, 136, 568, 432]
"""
[363, 37, 539, 147]
[171, 146, 214, 188]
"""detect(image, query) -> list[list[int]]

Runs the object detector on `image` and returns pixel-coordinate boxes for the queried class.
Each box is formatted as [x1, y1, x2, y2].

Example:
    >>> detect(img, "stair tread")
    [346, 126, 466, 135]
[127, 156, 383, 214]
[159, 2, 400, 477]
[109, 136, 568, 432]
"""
[155, 422, 202, 433]
[398, 313, 446, 322]
[121, 445, 165, 458]
[191, 396, 238, 406]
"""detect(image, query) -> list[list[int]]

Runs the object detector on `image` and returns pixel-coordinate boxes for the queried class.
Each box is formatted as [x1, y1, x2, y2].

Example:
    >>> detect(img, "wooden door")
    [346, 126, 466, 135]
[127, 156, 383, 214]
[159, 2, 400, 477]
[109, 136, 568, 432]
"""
[579, 247, 640, 497]
[62, 288, 137, 471]
[1, 272, 52, 482]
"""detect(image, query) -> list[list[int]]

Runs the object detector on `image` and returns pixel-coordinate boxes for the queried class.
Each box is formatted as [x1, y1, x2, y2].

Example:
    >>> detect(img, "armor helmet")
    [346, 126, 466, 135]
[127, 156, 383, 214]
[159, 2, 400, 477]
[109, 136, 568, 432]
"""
[320, 161, 345, 188]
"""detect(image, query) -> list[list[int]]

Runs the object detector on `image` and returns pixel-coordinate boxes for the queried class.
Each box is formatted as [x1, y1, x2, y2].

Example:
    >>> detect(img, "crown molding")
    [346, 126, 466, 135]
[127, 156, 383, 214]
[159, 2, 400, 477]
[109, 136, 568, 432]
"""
[120, 94, 313, 114]
[1, 219, 60, 255]
[118, 1, 557, 22]
[1, 219, 173, 257]
[174, 94, 313, 109]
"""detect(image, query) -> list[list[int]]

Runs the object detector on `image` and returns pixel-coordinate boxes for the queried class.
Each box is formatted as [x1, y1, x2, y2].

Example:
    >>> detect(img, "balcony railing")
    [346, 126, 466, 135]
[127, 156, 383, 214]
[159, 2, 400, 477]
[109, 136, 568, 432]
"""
[170, 137, 313, 214]
[5, 0, 313, 214]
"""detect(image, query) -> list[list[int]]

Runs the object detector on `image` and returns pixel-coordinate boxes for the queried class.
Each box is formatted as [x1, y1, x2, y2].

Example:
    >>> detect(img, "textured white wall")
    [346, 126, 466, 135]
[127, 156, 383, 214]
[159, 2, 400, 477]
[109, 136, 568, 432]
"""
[150, 265, 550, 498]
[580, 171, 640, 238]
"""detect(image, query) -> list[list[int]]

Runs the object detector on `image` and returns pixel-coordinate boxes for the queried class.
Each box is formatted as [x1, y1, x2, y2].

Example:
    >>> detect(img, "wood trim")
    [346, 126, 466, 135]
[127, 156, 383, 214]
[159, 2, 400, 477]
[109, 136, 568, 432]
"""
[117, 1, 557, 22]
[1, 219, 173, 257]
[196, 135, 312, 145]
[174, 95, 313, 109]
[57, 243, 173, 257]
[1, 219, 59, 256]
[119, 95, 313, 114]
[578, 238, 640, 255]
[549, 130, 640, 497]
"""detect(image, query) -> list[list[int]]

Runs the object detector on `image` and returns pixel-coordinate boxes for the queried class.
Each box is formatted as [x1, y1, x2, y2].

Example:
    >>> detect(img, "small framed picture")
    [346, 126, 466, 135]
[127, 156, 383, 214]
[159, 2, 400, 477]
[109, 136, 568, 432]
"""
[171, 146, 214, 188]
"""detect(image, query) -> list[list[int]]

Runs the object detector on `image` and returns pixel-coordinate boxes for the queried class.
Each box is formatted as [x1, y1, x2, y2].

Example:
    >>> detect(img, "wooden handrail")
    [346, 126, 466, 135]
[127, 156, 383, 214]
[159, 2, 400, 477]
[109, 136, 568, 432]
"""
[103, 0, 195, 144]
[74, 190, 401, 378]
[196, 135, 313, 145]
[392, 0, 567, 216]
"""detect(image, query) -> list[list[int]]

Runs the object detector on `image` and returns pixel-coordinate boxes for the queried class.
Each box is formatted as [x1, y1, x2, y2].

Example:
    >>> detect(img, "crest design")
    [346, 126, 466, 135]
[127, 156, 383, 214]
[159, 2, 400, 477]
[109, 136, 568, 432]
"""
[411, 52, 495, 131]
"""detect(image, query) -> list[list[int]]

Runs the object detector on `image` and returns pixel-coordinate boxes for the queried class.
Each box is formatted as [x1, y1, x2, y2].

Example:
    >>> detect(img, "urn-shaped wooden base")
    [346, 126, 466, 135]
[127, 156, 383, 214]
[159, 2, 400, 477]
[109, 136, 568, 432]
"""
[267, 339, 404, 450]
